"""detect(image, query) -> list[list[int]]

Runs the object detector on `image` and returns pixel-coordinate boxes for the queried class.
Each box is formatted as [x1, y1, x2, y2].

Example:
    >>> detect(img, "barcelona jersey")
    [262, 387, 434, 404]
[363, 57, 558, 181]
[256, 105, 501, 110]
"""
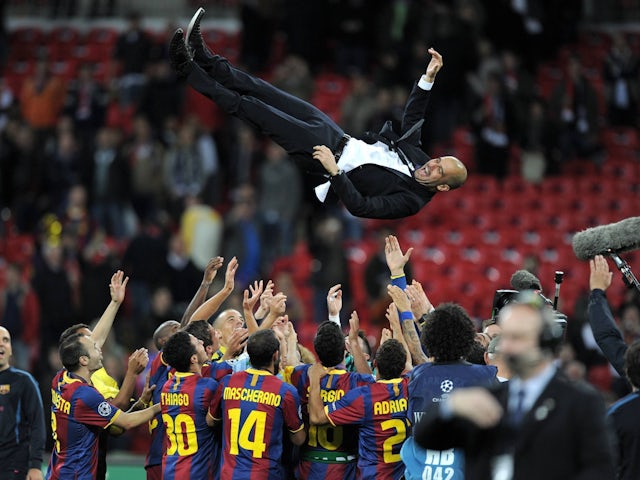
[284, 364, 375, 480]
[325, 377, 410, 480]
[161, 372, 219, 480]
[146, 352, 172, 469]
[210, 368, 304, 480]
[45, 370, 121, 480]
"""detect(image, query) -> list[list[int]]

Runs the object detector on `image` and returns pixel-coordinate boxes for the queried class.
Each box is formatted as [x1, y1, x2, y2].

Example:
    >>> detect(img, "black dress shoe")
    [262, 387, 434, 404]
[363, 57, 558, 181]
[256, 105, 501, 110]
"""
[169, 28, 194, 77]
[187, 7, 215, 62]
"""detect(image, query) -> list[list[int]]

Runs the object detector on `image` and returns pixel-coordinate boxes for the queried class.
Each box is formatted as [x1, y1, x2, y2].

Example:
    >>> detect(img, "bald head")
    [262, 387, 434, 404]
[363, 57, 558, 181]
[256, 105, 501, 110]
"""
[0, 327, 12, 371]
[443, 156, 467, 190]
[153, 320, 180, 350]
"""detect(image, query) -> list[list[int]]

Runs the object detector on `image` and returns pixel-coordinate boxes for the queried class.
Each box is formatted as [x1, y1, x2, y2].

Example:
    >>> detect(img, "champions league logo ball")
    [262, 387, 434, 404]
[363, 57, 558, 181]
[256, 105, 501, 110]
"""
[98, 401, 112, 417]
[440, 379, 454, 393]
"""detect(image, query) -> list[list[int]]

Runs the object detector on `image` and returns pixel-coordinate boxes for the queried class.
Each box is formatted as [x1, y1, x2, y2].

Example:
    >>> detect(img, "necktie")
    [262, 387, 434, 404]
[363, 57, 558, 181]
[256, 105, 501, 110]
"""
[511, 388, 526, 426]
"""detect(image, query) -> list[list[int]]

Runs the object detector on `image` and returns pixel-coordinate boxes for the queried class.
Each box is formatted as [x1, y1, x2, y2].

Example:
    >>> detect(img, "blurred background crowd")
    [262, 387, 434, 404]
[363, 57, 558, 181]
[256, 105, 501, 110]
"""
[0, 0, 640, 454]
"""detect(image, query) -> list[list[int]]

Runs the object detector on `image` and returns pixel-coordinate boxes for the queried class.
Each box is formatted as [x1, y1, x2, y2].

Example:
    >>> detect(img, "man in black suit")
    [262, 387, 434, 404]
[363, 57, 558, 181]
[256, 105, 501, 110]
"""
[167, 8, 467, 220]
[413, 291, 615, 480]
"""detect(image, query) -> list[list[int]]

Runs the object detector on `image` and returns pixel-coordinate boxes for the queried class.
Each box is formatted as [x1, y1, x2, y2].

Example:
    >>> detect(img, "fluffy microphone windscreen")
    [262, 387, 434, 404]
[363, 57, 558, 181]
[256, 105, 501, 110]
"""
[572, 217, 640, 260]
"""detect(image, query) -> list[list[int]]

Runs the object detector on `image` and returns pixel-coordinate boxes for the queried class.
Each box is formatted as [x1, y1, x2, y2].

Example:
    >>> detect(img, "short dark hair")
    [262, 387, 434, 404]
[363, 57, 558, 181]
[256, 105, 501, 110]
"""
[467, 340, 487, 365]
[421, 303, 476, 362]
[153, 320, 180, 350]
[183, 320, 213, 349]
[625, 340, 640, 388]
[314, 321, 345, 367]
[163, 331, 196, 373]
[375, 339, 406, 380]
[60, 324, 91, 344]
[59, 333, 89, 372]
[247, 330, 280, 370]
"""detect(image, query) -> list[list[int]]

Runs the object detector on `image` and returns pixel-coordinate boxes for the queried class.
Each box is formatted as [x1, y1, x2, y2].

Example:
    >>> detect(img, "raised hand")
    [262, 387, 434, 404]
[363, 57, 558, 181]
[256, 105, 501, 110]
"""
[387, 284, 411, 313]
[589, 255, 613, 292]
[256, 280, 275, 318]
[244, 280, 264, 312]
[384, 235, 413, 277]
[128, 348, 149, 375]
[139, 372, 156, 406]
[224, 257, 239, 291]
[425, 47, 443, 82]
[406, 280, 433, 318]
[203, 256, 224, 285]
[348, 311, 361, 345]
[226, 328, 249, 356]
[327, 284, 343, 317]
[109, 270, 129, 304]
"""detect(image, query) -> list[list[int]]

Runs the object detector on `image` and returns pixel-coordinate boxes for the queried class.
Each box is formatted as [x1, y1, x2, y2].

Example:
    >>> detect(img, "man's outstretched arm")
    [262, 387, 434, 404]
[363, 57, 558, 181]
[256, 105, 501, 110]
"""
[401, 47, 442, 134]
[181, 257, 224, 327]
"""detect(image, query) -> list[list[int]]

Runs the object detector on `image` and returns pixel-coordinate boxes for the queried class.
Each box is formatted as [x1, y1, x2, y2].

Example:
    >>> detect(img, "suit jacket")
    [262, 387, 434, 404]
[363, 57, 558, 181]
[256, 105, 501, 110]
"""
[327, 83, 435, 219]
[413, 370, 615, 480]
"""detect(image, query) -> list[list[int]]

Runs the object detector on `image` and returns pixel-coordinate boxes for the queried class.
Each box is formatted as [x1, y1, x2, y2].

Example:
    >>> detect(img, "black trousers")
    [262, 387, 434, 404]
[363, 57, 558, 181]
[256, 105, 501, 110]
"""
[186, 55, 345, 173]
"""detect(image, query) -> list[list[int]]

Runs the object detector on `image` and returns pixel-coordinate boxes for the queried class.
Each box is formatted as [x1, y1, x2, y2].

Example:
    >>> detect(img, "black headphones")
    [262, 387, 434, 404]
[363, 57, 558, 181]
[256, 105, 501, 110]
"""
[515, 290, 565, 353]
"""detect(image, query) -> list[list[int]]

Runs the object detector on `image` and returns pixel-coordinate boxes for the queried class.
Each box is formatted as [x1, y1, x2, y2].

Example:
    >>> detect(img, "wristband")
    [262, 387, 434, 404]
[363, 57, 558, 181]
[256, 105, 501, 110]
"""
[328, 314, 340, 326]
[400, 311, 413, 322]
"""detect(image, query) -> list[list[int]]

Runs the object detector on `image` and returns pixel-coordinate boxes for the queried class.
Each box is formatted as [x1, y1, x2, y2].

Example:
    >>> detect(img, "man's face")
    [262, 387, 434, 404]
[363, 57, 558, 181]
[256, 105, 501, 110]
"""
[216, 310, 245, 346]
[190, 334, 208, 365]
[0, 327, 12, 371]
[484, 323, 501, 339]
[80, 336, 103, 373]
[499, 305, 545, 378]
[414, 157, 455, 188]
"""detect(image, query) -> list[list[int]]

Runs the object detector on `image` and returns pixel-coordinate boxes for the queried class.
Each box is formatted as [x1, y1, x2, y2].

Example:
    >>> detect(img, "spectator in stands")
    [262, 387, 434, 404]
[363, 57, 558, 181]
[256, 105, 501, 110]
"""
[44, 125, 82, 208]
[548, 55, 603, 168]
[271, 55, 314, 102]
[472, 72, 516, 179]
[519, 97, 552, 183]
[163, 233, 202, 313]
[0, 263, 40, 370]
[113, 10, 153, 107]
[63, 63, 107, 150]
[163, 122, 211, 220]
[603, 32, 639, 128]
[19, 58, 66, 148]
[86, 127, 130, 239]
[341, 70, 379, 138]
[138, 59, 184, 135]
[223, 184, 261, 289]
[258, 141, 302, 269]
[124, 115, 166, 222]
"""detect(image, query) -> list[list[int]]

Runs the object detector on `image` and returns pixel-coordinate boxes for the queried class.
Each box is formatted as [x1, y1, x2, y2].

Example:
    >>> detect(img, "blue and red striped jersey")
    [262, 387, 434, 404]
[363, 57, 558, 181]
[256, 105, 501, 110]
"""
[285, 364, 375, 480]
[161, 371, 219, 480]
[210, 368, 304, 480]
[146, 351, 172, 468]
[45, 370, 121, 480]
[325, 377, 410, 480]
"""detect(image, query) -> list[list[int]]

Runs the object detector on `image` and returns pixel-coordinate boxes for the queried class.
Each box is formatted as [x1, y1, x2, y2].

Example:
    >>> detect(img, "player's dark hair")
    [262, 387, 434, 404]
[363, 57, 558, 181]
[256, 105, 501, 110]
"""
[314, 321, 345, 367]
[466, 340, 487, 365]
[625, 340, 640, 389]
[247, 330, 280, 370]
[375, 339, 406, 380]
[59, 333, 89, 372]
[183, 320, 213, 349]
[59, 323, 91, 344]
[163, 331, 196, 373]
[421, 303, 476, 362]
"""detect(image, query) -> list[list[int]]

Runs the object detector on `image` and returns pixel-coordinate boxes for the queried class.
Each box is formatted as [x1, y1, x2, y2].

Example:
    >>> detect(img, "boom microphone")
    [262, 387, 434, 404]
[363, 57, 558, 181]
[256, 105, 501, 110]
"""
[572, 217, 640, 260]
[510, 270, 543, 291]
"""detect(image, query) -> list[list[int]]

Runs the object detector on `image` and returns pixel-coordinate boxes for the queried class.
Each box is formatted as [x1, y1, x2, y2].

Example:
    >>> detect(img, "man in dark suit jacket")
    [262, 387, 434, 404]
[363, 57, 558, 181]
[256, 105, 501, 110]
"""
[413, 292, 615, 480]
[167, 8, 467, 220]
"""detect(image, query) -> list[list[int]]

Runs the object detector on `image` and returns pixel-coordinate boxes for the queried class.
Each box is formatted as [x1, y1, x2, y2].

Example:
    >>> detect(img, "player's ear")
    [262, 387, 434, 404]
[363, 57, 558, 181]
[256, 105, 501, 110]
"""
[191, 353, 199, 366]
[436, 184, 450, 192]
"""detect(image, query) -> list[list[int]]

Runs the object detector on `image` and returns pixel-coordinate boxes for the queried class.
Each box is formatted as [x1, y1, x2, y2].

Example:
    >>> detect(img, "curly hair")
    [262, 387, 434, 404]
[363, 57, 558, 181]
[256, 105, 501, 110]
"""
[375, 339, 406, 380]
[163, 331, 196, 373]
[313, 321, 345, 367]
[420, 303, 476, 362]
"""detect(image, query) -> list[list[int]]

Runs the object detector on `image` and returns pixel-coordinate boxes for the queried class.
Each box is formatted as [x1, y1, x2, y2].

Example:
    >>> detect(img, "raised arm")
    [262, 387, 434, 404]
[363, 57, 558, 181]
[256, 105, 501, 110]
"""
[587, 255, 627, 375]
[385, 303, 414, 374]
[401, 47, 442, 132]
[189, 257, 238, 323]
[385, 235, 414, 288]
[307, 363, 329, 425]
[242, 280, 264, 334]
[347, 311, 372, 375]
[108, 348, 149, 410]
[326, 284, 343, 326]
[93, 271, 128, 348]
[181, 256, 224, 327]
[259, 293, 287, 331]
[388, 284, 427, 365]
